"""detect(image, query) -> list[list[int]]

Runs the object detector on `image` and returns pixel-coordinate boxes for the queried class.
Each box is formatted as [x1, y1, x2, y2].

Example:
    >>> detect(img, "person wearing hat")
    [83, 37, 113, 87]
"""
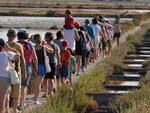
[60, 40, 71, 85]
[7, 29, 26, 113]
[0, 38, 19, 113]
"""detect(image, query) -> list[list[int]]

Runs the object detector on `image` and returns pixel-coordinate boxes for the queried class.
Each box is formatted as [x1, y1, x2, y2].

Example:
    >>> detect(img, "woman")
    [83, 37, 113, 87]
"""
[43, 32, 61, 96]
[32, 34, 53, 104]
[17, 29, 38, 109]
[0, 38, 19, 113]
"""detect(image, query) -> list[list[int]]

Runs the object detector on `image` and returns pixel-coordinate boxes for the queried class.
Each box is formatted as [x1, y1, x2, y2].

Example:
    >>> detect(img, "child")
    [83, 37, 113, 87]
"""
[67, 48, 76, 86]
[64, 9, 75, 29]
[60, 40, 71, 85]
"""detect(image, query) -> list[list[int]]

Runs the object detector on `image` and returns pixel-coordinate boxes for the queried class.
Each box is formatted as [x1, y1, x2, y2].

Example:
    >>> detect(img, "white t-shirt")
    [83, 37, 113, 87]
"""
[0, 51, 16, 78]
[63, 28, 76, 50]
[113, 21, 121, 33]
[105, 23, 113, 40]
[92, 24, 101, 43]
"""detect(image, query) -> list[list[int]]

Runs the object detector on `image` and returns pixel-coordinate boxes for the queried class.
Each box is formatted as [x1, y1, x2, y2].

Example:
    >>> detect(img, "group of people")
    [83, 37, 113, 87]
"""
[0, 9, 121, 113]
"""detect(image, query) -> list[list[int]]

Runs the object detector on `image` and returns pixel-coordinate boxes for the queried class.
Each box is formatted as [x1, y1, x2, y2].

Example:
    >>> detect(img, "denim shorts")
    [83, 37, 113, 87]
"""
[37, 64, 46, 78]
[22, 63, 32, 87]
[0, 77, 10, 93]
[60, 65, 69, 78]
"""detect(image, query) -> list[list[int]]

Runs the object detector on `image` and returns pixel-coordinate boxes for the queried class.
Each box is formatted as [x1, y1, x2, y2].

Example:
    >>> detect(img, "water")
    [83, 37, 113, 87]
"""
[0, 16, 132, 29]
[0, 28, 57, 41]
[0, 16, 133, 41]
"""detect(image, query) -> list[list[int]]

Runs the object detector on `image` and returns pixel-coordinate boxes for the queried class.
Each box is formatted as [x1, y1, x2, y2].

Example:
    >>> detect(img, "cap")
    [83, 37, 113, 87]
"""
[18, 28, 27, 34]
[7, 29, 16, 37]
[0, 38, 5, 47]
[62, 40, 68, 47]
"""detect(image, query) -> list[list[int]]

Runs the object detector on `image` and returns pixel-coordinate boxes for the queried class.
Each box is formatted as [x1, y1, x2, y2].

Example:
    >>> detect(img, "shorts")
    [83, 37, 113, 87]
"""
[107, 40, 112, 49]
[44, 63, 56, 79]
[102, 39, 107, 50]
[0, 77, 10, 93]
[114, 32, 121, 38]
[60, 65, 69, 78]
[75, 49, 82, 56]
[86, 50, 91, 58]
[11, 84, 20, 98]
[22, 63, 32, 87]
[37, 64, 46, 78]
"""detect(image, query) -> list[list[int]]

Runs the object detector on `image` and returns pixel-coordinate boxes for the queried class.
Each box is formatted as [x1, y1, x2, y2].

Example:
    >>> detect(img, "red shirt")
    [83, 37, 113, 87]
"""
[60, 49, 71, 67]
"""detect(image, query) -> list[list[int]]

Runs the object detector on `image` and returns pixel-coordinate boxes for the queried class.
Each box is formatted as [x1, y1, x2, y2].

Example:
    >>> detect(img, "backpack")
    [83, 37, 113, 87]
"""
[21, 41, 33, 63]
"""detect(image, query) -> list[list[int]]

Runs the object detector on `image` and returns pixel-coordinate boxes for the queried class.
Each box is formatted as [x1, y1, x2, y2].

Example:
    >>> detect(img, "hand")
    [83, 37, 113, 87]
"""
[57, 62, 62, 68]
[22, 73, 27, 81]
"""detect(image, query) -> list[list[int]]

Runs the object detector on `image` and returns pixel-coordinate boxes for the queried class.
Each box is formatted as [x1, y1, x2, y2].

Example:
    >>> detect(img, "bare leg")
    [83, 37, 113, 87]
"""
[12, 84, 20, 113]
[5, 95, 9, 113]
[76, 56, 81, 75]
[33, 76, 44, 103]
[0, 91, 7, 113]
[48, 79, 54, 96]
[117, 37, 120, 46]
[19, 86, 27, 107]
[42, 79, 48, 97]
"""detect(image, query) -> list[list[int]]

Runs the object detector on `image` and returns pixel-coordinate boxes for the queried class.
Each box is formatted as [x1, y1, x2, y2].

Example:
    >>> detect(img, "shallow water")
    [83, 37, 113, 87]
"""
[0, 28, 57, 41]
[0, 16, 132, 29]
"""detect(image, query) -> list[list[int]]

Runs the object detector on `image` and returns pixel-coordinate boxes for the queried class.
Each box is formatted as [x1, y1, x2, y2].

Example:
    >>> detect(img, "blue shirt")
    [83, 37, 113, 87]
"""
[84, 24, 95, 39]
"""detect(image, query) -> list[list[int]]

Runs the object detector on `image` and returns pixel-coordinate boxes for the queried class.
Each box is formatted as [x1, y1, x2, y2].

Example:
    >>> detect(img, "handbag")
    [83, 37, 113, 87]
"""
[43, 46, 51, 73]
[7, 54, 20, 85]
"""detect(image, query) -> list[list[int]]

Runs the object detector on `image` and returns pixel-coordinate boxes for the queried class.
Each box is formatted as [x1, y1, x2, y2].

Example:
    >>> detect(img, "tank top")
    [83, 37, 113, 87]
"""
[36, 47, 45, 65]
[65, 16, 74, 29]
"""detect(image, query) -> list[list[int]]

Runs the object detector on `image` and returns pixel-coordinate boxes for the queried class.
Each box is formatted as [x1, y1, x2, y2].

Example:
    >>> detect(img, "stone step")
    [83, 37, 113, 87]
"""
[123, 67, 146, 75]
[136, 47, 150, 51]
[125, 64, 143, 68]
[94, 106, 116, 113]
[123, 59, 146, 64]
[87, 91, 128, 105]
[126, 54, 150, 58]
[136, 44, 150, 47]
[125, 55, 149, 60]
[108, 74, 141, 81]
[105, 81, 140, 90]
[127, 51, 150, 55]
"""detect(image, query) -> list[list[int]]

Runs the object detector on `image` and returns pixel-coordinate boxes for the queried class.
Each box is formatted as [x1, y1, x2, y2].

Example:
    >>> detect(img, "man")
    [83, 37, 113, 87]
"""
[7, 29, 26, 113]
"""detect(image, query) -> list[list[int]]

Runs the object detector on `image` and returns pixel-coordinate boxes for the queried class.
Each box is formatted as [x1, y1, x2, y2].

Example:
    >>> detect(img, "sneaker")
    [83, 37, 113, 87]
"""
[34, 101, 41, 105]
[76, 73, 80, 76]
[17, 105, 23, 111]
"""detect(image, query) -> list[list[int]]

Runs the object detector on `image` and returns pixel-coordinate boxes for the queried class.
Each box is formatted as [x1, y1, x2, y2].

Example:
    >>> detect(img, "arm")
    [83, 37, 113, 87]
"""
[44, 45, 54, 53]
[56, 46, 61, 68]
[32, 47, 38, 74]
[74, 29, 80, 41]
[19, 45, 27, 80]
